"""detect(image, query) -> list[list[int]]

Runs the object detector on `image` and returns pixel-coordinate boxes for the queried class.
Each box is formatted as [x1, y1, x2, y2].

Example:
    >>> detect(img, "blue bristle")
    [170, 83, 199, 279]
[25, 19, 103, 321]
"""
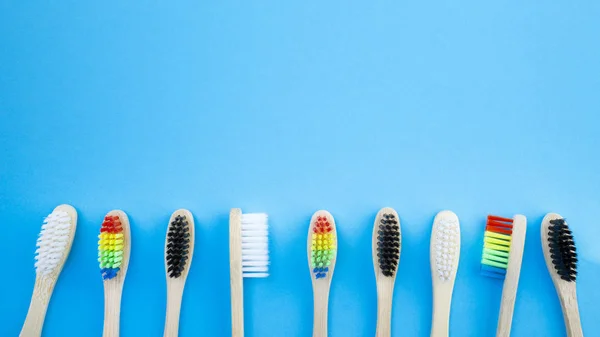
[481, 271, 506, 279]
[481, 264, 507, 275]
[101, 268, 119, 280]
[480, 265, 507, 279]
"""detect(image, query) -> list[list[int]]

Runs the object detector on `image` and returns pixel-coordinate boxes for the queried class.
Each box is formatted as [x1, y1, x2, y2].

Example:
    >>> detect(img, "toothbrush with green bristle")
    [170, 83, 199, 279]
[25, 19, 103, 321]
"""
[308, 210, 338, 337]
[480, 214, 527, 337]
[98, 210, 131, 337]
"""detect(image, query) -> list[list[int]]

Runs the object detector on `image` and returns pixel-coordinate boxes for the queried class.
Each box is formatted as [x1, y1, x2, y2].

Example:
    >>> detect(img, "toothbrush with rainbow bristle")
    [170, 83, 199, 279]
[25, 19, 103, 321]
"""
[20, 204, 78, 337]
[308, 210, 337, 337]
[98, 210, 131, 337]
[229, 209, 270, 337]
[430, 210, 460, 337]
[480, 214, 527, 337]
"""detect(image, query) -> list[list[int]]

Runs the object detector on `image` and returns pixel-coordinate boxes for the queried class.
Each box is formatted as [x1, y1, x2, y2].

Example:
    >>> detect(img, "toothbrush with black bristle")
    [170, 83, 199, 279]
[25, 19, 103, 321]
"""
[541, 213, 584, 337]
[372, 207, 401, 337]
[20, 204, 78, 337]
[308, 210, 338, 337]
[98, 210, 131, 337]
[164, 209, 195, 337]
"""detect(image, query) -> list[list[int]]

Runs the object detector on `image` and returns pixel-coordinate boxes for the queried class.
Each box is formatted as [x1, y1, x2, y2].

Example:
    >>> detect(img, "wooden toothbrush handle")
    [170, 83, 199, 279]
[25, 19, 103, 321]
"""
[20, 277, 55, 337]
[565, 307, 584, 337]
[312, 285, 330, 337]
[430, 290, 452, 337]
[560, 291, 583, 337]
[103, 281, 124, 337]
[497, 214, 526, 337]
[496, 289, 518, 337]
[230, 208, 244, 337]
[164, 283, 185, 337]
[375, 282, 394, 337]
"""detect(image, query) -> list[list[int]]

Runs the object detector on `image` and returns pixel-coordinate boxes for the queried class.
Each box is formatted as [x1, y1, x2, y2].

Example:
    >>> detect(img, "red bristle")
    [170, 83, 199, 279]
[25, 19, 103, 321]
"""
[486, 225, 512, 235]
[113, 220, 122, 229]
[487, 219, 513, 228]
[314, 216, 333, 234]
[488, 215, 514, 223]
[100, 216, 123, 234]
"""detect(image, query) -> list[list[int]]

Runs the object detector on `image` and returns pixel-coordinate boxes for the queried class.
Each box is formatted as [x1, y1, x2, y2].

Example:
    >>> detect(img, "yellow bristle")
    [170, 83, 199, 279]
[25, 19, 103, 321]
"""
[485, 231, 512, 241]
[484, 236, 511, 247]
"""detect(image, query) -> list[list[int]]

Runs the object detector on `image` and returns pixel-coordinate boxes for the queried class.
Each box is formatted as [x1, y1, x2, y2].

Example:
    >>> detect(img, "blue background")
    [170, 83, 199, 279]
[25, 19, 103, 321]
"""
[1, 1, 599, 336]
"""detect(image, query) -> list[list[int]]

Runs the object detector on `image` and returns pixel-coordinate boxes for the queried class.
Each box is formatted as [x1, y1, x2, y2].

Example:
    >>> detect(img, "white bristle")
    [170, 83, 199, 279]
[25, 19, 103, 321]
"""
[242, 249, 268, 255]
[433, 216, 460, 282]
[242, 237, 268, 243]
[241, 213, 269, 278]
[242, 242, 268, 249]
[243, 267, 268, 272]
[242, 260, 269, 266]
[34, 211, 72, 276]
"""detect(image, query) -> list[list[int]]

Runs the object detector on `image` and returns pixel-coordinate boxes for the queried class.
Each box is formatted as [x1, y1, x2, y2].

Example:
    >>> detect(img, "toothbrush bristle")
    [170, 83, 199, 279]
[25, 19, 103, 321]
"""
[377, 213, 400, 277]
[241, 213, 269, 278]
[35, 210, 72, 276]
[433, 215, 459, 282]
[310, 216, 336, 279]
[166, 215, 190, 278]
[480, 215, 513, 279]
[98, 215, 124, 280]
[548, 218, 578, 282]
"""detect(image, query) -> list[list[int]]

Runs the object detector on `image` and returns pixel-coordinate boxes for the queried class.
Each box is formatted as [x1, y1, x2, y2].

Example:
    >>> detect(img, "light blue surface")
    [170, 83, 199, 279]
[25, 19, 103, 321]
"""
[1, 1, 599, 336]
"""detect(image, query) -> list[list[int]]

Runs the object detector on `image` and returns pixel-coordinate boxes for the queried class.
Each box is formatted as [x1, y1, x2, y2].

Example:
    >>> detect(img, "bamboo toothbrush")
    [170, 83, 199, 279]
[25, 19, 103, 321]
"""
[20, 204, 78, 337]
[98, 210, 131, 337]
[229, 209, 270, 337]
[541, 213, 583, 337]
[308, 210, 338, 337]
[164, 209, 195, 337]
[430, 210, 461, 337]
[479, 215, 527, 337]
[372, 207, 401, 337]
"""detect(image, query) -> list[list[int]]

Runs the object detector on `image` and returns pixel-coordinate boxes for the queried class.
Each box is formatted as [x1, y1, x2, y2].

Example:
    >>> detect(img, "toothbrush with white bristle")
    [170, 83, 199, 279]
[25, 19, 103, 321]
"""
[430, 210, 461, 337]
[230, 209, 270, 337]
[20, 204, 78, 337]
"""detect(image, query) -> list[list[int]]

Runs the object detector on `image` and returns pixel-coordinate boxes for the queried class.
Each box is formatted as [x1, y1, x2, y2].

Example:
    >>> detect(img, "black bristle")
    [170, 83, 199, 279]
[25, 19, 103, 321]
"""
[548, 218, 577, 282]
[377, 213, 400, 277]
[166, 215, 190, 278]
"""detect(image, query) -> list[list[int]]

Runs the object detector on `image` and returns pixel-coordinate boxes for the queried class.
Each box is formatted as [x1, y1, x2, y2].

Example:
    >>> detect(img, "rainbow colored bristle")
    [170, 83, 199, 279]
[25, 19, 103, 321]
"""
[481, 215, 513, 279]
[310, 216, 336, 279]
[98, 215, 124, 280]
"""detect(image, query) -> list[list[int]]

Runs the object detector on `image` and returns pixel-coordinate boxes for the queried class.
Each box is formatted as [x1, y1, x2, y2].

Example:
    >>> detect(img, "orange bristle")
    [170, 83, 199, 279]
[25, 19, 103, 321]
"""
[485, 225, 512, 235]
